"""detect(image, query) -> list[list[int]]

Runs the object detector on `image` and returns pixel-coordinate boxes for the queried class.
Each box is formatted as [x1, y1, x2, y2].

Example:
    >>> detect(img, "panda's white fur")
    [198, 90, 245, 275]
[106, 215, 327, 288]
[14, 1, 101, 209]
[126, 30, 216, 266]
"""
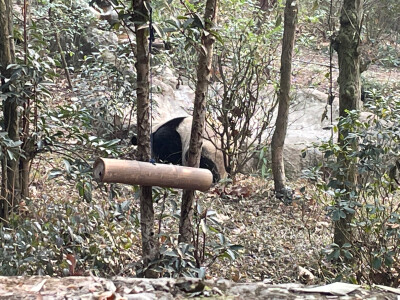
[153, 116, 227, 181]
[175, 116, 192, 165]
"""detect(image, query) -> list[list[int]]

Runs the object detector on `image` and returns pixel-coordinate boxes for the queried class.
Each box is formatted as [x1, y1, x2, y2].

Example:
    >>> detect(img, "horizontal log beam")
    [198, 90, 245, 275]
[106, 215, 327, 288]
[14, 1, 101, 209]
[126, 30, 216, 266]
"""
[93, 158, 213, 192]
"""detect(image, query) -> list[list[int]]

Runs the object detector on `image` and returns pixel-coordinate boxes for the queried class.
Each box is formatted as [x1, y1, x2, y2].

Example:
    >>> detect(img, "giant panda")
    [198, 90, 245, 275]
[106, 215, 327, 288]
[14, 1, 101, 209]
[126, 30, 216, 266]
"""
[131, 116, 227, 183]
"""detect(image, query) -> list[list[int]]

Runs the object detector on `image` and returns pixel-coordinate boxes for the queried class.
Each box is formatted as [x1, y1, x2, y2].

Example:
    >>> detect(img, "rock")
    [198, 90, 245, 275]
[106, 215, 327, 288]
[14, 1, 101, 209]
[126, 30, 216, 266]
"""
[137, 280, 155, 292]
[126, 293, 157, 300]
[175, 279, 205, 293]
[0, 276, 398, 299]
[149, 84, 341, 180]
[228, 283, 263, 297]
[151, 74, 193, 122]
[151, 278, 174, 292]
[283, 88, 339, 179]
[215, 278, 232, 290]
[81, 27, 119, 59]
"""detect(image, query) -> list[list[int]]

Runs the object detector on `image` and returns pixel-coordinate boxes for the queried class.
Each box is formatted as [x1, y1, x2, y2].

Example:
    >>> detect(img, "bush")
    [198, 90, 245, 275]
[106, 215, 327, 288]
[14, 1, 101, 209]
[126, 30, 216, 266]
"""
[137, 188, 242, 278]
[303, 94, 400, 286]
[0, 195, 140, 276]
[0, 185, 241, 278]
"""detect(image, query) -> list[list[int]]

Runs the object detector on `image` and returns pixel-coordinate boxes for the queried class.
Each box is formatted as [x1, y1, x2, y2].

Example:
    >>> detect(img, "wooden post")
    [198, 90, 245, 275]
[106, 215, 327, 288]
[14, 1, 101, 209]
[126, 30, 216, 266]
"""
[93, 158, 213, 192]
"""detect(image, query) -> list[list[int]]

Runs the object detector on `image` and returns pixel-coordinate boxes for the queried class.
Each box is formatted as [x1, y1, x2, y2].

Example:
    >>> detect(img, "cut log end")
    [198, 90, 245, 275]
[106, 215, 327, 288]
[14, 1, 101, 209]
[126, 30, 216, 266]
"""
[93, 158, 106, 182]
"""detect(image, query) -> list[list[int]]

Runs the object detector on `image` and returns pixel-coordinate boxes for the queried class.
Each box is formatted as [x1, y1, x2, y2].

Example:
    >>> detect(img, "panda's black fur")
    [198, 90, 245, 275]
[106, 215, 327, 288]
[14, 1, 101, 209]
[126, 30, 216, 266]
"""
[131, 117, 223, 183]
[152, 117, 185, 165]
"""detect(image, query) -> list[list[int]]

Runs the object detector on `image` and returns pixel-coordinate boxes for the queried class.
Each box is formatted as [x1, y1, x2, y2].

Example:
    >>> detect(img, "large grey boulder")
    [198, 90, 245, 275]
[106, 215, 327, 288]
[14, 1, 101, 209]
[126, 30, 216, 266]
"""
[151, 69, 193, 122]
[283, 88, 339, 179]
[150, 84, 338, 180]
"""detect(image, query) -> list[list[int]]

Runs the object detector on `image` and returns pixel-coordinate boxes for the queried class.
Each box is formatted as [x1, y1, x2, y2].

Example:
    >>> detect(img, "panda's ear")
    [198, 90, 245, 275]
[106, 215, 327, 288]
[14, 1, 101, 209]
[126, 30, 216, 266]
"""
[131, 135, 138, 145]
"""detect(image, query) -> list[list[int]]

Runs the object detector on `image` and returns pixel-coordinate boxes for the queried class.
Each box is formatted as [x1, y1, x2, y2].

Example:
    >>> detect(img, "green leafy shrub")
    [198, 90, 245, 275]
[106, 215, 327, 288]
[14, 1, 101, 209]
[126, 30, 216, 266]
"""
[0, 195, 140, 276]
[0, 184, 240, 278]
[304, 94, 400, 286]
[136, 188, 242, 278]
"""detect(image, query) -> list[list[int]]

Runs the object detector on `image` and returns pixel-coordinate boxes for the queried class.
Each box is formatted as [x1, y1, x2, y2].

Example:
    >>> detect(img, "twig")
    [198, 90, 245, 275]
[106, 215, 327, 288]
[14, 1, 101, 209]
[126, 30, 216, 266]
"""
[293, 59, 338, 69]
[157, 191, 167, 235]
[55, 31, 73, 90]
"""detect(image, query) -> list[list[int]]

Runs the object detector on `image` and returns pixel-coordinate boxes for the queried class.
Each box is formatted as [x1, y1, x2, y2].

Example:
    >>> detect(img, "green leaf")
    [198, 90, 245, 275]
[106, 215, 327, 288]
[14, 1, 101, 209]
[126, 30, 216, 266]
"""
[332, 210, 341, 221]
[229, 244, 243, 251]
[343, 250, 353, 260]
[104, 139, 120, 147]
[226, 249, 236, 260]
[170, 16, 181, 28]
[48, 169, 63, 180]
[275, 14, 282, 27]
[63, 159, 72, 174]
[385, 254, 394, 267]
[372, 257, 382, 269]
[218, 233, 226, 245]
[183, 18, 194, 29]
[192, 13, 204, 29]
[163, 250, 179, 257]
[327, 248, 340, 260]
[152, 23, 164, 38]
[200, 219, 208, 234]
[208, 226, 219, 233]
[6, 149, 16, 160]
[344, 207, 355, 214]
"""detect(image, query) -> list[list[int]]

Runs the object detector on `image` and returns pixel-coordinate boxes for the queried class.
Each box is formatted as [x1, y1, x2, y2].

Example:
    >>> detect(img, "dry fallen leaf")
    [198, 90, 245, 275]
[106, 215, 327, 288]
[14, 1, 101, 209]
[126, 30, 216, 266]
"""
[298, 266, 315, 284]
[67, 254, 77, 275]
[30, 279, 47, 293]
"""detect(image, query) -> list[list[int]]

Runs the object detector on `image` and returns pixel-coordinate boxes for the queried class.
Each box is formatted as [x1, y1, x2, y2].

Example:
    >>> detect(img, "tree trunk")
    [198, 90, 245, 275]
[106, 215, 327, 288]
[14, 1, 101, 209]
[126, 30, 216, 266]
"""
[0, 0, 20, 221]
[270, 0, 297, 196]
[333, 0, 363, 247]
[179, 0, 218, 244]
[20, 137, 36, 198]
[133, 0, 159, 275]
[259, 0, 276, 11]
[55, 31, 73, 90]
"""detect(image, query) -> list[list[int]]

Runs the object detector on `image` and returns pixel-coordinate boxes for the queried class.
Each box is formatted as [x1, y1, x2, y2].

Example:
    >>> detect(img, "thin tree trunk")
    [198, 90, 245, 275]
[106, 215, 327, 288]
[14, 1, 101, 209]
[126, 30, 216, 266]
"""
[55, 32, 73, 90]
[270, 0, 297, 195]
[20, 137, 36, 198]
[48, 0, 72, 90]
[0, 0, 13, 80]
[20, 0, 31, 199]
[133, 0, 159, 276]
[333, 0, 363, 247]
[179, 0, 218, 244]
[0, 0, 20, 221]
[20, 160, 30, 198]
[1, 156, 7, 220]
[5, 0, 14, 57]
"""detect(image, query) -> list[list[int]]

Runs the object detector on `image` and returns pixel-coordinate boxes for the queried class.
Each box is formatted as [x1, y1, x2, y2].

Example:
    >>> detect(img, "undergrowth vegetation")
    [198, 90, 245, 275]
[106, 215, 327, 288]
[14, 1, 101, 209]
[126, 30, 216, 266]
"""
[303, 93, 400, 286]
[0, 195, 140, 276]
[0, 183, 242, 278]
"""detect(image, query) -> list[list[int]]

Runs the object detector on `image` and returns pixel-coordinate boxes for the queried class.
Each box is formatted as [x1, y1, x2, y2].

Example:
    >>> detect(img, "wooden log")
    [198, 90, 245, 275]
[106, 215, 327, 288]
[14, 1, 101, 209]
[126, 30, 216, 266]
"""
[93, 158, 213, 192]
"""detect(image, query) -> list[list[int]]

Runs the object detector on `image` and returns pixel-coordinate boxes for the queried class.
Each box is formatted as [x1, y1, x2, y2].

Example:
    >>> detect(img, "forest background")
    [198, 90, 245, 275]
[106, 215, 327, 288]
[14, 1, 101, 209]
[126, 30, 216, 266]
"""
[0, 0, 399, 288]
